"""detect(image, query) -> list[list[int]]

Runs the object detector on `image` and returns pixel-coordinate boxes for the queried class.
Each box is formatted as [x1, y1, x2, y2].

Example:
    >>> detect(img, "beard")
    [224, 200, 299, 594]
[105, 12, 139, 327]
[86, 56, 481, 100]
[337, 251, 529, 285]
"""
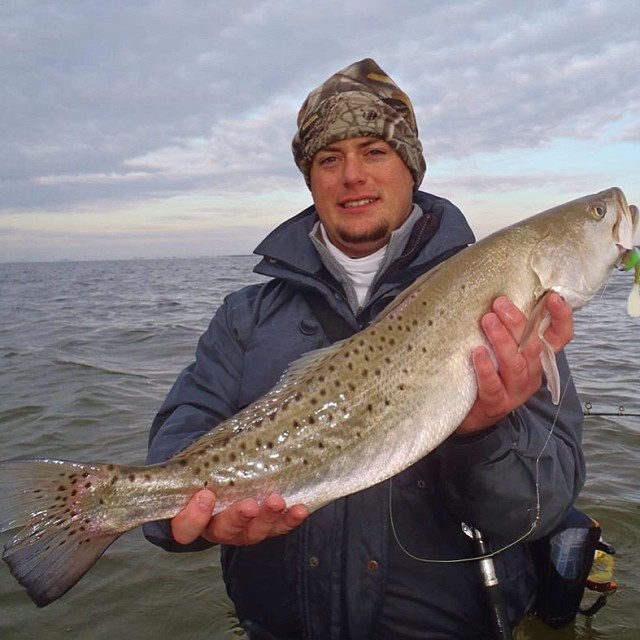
[335, 220, 390, 248]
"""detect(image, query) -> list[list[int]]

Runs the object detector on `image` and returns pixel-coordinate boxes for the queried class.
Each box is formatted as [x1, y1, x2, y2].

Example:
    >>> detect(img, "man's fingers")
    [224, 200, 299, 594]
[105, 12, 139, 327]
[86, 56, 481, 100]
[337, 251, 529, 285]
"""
[206, 496, 309, 545]
[544, 293, 574, 351]
[171, 489, 217, 545]
[282, 504, 309, 529]
[472, 346, 505, 406]
[203, 498, 260, 543]
[492, 296, 528, 342]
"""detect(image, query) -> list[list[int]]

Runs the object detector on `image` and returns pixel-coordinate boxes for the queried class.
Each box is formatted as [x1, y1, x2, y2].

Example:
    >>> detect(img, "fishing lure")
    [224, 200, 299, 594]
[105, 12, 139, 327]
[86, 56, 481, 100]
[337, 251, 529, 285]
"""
[623, 248, 640, 317]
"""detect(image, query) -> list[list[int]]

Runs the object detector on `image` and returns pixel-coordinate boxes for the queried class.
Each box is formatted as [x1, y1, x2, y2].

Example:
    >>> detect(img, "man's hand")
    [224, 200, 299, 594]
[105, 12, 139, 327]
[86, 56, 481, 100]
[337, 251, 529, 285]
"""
[457, 293, 574, 435]
[171, 490, 309, 546]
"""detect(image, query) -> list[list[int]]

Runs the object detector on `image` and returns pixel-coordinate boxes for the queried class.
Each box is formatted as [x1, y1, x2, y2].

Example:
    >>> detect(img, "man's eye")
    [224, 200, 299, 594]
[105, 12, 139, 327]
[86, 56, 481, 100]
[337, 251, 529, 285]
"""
[318, 155, 338, 166]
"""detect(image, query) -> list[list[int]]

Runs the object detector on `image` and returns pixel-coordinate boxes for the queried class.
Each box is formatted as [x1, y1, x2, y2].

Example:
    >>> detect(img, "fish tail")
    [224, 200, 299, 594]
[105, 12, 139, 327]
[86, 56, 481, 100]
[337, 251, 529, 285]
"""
[0, 458, 130, 607]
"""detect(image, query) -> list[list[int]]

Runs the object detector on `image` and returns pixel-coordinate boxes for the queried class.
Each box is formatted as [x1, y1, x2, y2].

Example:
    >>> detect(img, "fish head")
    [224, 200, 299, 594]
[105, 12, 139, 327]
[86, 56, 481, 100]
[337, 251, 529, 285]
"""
[529, 187, 638, 309]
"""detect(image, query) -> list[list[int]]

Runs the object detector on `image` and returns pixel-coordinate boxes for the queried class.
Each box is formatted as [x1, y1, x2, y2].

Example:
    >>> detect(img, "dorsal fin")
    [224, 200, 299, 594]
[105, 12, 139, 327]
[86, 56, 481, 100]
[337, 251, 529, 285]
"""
[275, 339, 350, 388]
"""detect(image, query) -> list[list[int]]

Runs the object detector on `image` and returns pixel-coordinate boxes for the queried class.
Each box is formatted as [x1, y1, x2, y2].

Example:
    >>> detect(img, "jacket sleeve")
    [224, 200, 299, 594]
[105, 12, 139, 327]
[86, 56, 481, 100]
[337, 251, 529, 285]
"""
[143, 289, 255, 552]
[436, 350, 585, 541]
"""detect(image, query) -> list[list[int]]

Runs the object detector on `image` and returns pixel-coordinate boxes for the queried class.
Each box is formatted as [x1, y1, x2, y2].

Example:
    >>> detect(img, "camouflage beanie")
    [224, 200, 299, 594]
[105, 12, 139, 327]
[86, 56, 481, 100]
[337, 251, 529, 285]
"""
[292, 58, 426, 188]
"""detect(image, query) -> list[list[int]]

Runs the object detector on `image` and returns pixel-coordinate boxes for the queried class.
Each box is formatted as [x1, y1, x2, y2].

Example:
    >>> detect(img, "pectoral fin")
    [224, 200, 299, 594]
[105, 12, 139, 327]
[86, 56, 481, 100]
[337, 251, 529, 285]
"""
[519, 294, 561, 404]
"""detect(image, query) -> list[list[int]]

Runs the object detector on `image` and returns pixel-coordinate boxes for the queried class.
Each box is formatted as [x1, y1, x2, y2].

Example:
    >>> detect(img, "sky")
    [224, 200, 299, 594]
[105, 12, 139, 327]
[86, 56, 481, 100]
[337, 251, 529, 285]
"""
[1, 0, 639, 262]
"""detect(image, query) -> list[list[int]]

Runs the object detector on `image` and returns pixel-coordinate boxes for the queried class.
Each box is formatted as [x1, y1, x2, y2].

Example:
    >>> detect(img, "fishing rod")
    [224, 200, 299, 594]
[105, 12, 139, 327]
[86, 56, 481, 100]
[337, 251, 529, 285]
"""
[462, 525, 512, 640]
[582, 403, 640, 417]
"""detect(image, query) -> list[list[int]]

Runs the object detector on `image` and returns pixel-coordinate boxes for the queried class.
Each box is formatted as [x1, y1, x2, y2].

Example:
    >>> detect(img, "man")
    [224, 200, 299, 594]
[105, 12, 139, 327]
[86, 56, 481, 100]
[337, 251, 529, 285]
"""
[144, 59, 583, 639]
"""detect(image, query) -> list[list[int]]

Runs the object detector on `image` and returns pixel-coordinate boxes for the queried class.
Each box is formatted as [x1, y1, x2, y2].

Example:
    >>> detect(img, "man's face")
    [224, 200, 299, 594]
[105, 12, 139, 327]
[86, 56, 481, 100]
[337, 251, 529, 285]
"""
[309, 137, 415, 258]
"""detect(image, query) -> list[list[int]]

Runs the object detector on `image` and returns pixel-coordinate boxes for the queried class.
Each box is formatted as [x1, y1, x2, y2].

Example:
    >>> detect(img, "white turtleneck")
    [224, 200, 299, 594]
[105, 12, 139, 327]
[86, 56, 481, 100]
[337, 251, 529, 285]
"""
[319, 224, 387, 306]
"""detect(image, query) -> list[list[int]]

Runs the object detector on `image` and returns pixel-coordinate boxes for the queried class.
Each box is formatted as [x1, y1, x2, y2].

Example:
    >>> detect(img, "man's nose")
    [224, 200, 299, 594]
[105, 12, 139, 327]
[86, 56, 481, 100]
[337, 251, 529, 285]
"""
[342, 156, 366, 185]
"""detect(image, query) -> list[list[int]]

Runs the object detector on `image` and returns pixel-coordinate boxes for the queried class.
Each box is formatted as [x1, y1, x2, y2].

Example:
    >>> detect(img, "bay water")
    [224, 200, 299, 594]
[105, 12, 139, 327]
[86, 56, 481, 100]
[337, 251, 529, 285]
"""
[0, 257, 638, 639]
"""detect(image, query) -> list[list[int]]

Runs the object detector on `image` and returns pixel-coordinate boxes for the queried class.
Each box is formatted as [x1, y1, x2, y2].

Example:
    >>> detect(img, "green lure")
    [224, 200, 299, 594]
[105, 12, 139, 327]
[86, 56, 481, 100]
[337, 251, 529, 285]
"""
[624, 248, 640, 317]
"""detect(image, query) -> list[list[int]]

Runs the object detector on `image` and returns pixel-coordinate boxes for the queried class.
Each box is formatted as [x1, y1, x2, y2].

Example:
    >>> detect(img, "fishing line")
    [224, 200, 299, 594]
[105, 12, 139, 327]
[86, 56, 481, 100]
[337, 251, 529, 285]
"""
[389, 375, 573, 564]
[391, 267, 638, 564]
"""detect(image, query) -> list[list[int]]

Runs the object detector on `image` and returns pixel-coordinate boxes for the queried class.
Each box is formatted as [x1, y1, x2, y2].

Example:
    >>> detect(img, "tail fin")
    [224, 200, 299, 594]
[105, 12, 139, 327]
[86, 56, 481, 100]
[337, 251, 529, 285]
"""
[1, 459, 125, 607]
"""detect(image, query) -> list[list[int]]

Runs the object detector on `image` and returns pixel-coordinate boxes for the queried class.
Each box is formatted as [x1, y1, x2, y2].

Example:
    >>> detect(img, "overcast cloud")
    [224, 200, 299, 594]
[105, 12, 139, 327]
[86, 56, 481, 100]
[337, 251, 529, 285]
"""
[1, 0, 639, 261]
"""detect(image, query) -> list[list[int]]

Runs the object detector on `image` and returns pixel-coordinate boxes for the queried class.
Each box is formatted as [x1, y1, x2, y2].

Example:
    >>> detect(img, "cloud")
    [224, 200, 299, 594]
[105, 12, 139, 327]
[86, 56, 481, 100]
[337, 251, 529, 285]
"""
[1, 0, 639, 260]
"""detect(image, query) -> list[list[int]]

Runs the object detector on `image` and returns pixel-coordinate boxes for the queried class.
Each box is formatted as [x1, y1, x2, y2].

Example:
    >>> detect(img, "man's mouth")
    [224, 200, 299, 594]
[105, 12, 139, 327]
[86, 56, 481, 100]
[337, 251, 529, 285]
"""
[342, 197, 377, 209]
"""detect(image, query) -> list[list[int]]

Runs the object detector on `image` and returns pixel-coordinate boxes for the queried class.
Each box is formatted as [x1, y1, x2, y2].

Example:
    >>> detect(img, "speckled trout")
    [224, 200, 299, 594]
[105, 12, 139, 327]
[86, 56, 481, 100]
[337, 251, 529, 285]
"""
[1, 187, 638, 607]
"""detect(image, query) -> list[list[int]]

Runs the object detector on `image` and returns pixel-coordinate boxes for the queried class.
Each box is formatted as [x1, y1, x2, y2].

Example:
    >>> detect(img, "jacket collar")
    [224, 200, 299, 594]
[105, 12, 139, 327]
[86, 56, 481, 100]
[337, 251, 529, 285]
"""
[253, 190, 475, 291]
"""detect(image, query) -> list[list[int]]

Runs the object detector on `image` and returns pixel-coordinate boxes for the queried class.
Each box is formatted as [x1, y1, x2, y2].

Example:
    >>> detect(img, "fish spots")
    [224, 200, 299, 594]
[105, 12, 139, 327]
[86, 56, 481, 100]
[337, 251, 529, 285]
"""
[128, 474, 136, 482]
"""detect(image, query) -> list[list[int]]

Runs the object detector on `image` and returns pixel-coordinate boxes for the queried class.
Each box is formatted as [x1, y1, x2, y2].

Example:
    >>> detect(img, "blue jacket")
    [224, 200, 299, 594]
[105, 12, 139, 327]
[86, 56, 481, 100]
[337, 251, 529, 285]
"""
[144, 191, 585, 639]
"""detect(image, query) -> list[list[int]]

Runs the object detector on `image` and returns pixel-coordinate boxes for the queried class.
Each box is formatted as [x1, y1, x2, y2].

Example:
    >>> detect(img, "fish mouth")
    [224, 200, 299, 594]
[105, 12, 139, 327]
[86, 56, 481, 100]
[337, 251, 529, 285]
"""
[613, 188, 639, 250]
[615, 202, 639, 270]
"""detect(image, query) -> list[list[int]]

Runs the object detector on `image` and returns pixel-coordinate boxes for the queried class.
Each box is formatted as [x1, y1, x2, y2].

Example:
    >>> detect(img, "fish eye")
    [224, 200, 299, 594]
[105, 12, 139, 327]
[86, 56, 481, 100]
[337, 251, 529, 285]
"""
[594, 203, 607, 219]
